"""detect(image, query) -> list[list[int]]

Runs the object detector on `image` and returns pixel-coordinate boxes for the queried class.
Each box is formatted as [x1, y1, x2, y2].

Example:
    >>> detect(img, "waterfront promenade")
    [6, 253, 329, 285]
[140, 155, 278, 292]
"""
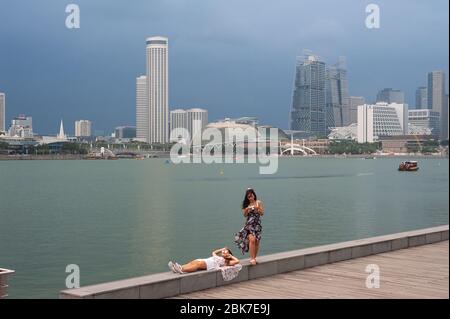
[60, 225, 448, 299]
[176, 240, 448, 299]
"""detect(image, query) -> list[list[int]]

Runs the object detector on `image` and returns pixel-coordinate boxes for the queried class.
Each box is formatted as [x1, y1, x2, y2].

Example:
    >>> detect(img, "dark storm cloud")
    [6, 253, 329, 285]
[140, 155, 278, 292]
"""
[0, 0, 448, 134]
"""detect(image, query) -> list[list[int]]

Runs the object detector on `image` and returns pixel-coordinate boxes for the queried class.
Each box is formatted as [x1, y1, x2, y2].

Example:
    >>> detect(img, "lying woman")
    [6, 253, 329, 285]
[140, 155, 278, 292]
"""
[168, 247, 240, 274]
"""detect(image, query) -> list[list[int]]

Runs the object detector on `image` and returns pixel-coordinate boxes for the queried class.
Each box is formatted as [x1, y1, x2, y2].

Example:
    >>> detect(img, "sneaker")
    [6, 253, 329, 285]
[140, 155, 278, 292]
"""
[174, 262, 184, 274]
[168, 261, 177, 273]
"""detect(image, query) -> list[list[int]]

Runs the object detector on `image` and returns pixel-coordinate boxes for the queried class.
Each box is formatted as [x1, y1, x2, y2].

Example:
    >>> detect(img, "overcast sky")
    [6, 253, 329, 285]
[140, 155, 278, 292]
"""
[0, 0, 448, 134]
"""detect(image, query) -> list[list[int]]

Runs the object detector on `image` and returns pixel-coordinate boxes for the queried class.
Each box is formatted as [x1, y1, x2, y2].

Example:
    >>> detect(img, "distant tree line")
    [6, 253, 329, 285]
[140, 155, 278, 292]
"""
[407, 140, 440, 154]
[327, 140, 380, 155]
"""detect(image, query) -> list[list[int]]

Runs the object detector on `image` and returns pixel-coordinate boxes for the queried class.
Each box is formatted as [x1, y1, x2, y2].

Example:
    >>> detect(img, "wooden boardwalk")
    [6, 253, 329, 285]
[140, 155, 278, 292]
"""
[175, 241, 449, 299]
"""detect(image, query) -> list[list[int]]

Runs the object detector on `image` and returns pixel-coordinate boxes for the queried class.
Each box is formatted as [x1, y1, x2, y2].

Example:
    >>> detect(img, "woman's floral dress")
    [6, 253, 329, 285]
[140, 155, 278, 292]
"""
[234, 205, 262, 255]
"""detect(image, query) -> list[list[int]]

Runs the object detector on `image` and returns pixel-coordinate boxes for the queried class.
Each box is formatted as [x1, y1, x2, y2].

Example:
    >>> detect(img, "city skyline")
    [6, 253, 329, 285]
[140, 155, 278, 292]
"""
[0, 0, 448, 134]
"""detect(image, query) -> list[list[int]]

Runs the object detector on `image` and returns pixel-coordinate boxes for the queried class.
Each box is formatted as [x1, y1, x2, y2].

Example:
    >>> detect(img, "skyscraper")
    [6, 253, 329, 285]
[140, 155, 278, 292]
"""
[428, 71, 446, 112]
[415, 87, 428, 109]
[136, 75, 148, 141]
[326, 58, 349, 128]
[146, 37, 169, 144]
[75, 120, 92, 137]
[348, 96, 365, 125]
[427, 71, 447, 140]
[376, 88, 405, 104]
[187, 108, 208, 140]
[290, 53, 327, 136]
[170, 109, 188, 142]
[0, 93, 5, 132]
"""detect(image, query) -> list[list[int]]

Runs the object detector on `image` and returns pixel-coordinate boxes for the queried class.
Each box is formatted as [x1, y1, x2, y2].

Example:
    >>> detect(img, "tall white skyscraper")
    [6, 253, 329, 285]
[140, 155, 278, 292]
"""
[170, 109, 188, 142]
[187, 108, 208, 140]
[146, 36, 169, 144]
[0, 93, 5, 132]
[136, 75, 148, 141]
[75, 120, 92, 137]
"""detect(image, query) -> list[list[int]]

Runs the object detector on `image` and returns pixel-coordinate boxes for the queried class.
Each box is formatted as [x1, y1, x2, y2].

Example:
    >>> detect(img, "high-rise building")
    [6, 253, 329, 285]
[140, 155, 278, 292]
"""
[376, 88, 405, 104]
[326, 58, 349, 128]
[187, 108, 208, 140]
[170, 109, 188, 142]
[428, 71, 447, 140]
[135, 75, 148, 141]
[146, 36, 169, 144]
[415, 87, 428, 109]
[357, 102, 408, 143]
[9, 115, 33, 138]
[348, 96, 365, 125]
[408, 109, 440, 137]
[0, 93, 5, 132]
[75, 120, 92, 137]
[428, 71, 446, 112]
[290, 53, 327, 136]
[115, 126, 136, 139]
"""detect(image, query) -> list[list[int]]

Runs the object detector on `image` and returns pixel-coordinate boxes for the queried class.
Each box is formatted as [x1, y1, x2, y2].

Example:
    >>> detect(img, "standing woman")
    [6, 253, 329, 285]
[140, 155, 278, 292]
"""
[234, 188, 264, 265]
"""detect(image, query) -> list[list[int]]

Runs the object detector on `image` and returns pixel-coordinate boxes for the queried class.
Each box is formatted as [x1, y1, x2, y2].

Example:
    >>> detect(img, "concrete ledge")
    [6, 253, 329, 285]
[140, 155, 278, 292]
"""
[0, 268, 15, 299]
[277, 255, 305, 273]
[60, 224, 449, 299]
[248, 257, 278, 280]
[180, 271, 217, 294]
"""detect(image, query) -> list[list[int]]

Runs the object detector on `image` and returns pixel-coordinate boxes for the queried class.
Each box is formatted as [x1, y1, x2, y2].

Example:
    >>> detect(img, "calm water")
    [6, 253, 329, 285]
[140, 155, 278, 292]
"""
[0, 157, 448, 298]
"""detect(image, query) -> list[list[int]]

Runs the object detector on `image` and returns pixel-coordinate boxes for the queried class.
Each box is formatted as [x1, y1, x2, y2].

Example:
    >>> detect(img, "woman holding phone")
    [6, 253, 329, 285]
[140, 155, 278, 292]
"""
[234, 188, 264, 265]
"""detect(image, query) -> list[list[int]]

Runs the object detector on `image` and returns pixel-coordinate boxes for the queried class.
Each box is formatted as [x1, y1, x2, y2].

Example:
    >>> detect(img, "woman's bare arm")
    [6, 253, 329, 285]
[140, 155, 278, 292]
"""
[228, 256, 240, 266]
[212, 248, 222, 257]
[256, 200, 264, 215]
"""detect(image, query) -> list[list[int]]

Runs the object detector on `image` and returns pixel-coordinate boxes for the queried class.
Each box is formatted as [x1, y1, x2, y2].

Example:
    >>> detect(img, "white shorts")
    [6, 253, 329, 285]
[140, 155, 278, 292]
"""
[197, 257, 216, 270]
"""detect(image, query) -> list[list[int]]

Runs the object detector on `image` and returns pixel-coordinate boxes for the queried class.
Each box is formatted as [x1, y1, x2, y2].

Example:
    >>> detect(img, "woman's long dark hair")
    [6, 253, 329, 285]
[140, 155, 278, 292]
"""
[223, 248, 233, 265]
[242, 188, 257, 209]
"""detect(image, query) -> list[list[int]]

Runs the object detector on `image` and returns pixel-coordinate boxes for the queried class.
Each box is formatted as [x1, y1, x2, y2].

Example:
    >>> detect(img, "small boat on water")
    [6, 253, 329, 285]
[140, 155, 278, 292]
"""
[398, 161, 419, 171]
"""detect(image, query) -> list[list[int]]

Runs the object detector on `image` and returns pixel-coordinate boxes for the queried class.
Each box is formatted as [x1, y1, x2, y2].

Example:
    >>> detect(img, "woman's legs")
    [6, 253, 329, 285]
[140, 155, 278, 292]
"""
[248, 234, 261, 265]
[180, 259, 207, 273]
[248, 234, 257, 264]
[255, 240, 260, 257]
